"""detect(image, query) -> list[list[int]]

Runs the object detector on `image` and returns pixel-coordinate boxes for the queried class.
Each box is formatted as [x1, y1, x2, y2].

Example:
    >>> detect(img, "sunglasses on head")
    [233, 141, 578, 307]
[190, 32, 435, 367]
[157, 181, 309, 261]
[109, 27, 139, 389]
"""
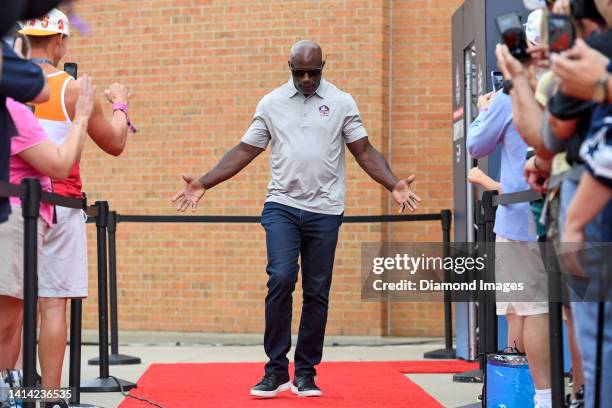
[290, 65, 323, 77]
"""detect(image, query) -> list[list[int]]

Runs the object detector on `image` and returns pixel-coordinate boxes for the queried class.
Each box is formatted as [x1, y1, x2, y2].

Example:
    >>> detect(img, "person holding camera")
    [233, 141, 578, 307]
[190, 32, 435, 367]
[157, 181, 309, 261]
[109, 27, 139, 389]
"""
[551, 4, 612, 407]
[19, 8, 133, 400]
[467, 11, 553, 408]
[0, 33, 95, 379]
[172, 40, 421, 398]
[497, 3, 609, 404]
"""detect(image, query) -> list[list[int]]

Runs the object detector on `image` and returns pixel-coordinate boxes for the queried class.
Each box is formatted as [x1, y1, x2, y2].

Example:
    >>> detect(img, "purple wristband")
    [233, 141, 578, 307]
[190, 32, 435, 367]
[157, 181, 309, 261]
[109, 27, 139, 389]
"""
[112, 103, 137, 134]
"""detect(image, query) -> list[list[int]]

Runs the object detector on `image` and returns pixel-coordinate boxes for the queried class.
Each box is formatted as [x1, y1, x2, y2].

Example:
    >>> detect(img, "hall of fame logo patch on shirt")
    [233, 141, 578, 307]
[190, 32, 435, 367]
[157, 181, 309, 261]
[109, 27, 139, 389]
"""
[319, 105, 330, 116]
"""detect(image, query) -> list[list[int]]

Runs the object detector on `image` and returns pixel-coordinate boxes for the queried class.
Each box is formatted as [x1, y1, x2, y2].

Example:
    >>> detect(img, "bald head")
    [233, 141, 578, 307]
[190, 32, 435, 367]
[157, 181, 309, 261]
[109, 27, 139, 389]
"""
[288, 40, 325, 96]
[290, 40, 323, 66]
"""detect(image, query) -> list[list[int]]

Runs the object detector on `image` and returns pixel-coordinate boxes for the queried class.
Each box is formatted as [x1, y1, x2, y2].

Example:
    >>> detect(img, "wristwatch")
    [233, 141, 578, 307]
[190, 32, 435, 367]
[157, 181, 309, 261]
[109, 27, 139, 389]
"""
[593, 74, 610, 104]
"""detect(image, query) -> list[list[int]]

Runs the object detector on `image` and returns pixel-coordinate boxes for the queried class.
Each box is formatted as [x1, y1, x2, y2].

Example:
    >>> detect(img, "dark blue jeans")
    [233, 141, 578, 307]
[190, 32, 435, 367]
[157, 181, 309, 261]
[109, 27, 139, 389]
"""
[261, 201, 343, 377]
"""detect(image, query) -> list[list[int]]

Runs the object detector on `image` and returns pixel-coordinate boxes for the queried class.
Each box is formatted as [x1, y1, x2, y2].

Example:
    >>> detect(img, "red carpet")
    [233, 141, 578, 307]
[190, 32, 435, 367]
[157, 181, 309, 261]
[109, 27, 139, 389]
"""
[395, 360, 479, 374]
[119, 361, 448, 408]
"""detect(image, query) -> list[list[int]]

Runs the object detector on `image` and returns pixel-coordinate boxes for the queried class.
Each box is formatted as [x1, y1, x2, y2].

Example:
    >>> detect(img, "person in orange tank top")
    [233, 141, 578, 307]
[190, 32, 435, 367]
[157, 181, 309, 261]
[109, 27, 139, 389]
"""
[20, 9, 134, 404]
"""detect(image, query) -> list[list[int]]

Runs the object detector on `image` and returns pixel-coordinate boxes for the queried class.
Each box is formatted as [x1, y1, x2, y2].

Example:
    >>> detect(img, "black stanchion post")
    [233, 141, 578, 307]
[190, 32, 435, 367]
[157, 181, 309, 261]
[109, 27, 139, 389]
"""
[442, 210, 454, 353]
[89, 211, 141, 366]
[482, 190, 498, 355]
[68, 299, 97, 407]
[542, 241, 565, 408]
[454, 201, 484, 385]
[424, 210, 456, 359]
[21, 178, 41, 408]
[69, 299, 82, 403]
[478, 191, 499, 407]
[81, 202, 136, 392]
[594, 302, 604, 408]
[108, 211, 120, 357]
[97, 201, 109, 377]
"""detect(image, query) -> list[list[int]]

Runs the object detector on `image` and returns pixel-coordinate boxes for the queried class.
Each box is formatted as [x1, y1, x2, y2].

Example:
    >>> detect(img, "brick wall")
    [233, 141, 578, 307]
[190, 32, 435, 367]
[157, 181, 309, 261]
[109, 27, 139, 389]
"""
[67, 0, 460, 337]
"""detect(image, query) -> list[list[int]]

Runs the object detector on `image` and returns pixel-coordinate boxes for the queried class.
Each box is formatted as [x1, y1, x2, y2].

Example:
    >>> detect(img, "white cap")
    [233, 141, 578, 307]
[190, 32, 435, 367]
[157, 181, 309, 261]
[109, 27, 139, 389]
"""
[525, 9, 543, 45]
[19, 8, 69, 37]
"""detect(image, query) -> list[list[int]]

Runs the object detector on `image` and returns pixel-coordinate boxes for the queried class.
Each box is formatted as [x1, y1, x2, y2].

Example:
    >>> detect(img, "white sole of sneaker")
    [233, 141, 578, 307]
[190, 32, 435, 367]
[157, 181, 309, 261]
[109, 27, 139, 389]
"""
[250, 381, 291, 398]
[291, 384, 323, 397]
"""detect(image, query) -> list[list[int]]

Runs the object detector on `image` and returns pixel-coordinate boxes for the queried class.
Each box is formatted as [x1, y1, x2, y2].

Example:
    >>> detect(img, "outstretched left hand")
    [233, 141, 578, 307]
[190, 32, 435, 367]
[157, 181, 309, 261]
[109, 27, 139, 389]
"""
[392, 175, 422, 213]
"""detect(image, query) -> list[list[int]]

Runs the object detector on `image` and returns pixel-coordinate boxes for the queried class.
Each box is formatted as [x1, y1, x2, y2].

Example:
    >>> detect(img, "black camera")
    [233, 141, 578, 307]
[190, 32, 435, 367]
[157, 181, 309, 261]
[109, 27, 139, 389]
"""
[496, 12, 530, 62]
[544, 13, 575, 53]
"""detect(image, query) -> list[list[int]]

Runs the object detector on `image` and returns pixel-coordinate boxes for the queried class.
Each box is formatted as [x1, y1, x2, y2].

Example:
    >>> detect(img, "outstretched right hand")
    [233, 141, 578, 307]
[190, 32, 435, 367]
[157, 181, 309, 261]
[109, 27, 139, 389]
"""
[171, 175, 206, 212]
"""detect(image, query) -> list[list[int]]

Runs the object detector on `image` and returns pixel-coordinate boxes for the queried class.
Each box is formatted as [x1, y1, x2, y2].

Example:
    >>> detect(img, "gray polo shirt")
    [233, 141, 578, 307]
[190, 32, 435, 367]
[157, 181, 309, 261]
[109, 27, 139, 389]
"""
[241, 78, 368, 215]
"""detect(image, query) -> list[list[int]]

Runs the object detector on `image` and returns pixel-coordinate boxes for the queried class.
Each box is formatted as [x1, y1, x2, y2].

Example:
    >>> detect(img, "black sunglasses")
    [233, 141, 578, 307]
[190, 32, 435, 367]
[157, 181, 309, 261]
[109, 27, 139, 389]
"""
[290, 64, 324, 77]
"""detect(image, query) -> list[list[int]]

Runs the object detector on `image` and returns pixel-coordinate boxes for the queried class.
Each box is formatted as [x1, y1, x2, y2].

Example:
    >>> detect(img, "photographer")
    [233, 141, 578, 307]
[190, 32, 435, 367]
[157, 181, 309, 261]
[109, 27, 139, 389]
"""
[551, 7, 612, 406]
[498, 3, 609, 405]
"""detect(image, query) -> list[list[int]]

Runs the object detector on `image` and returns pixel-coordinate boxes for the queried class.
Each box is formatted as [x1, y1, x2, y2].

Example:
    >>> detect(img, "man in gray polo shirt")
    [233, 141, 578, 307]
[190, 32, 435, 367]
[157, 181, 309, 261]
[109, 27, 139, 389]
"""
[172, 40, 420, 398]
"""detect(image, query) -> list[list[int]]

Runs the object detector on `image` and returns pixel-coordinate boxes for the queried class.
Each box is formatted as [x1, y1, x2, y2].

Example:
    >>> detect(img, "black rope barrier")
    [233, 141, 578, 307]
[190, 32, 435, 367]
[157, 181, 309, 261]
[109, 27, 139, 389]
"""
[108, 210, 452, 362]
[40, 190, 84, 210]
[81, 202, 136, 394]
[0, 181, 25, 199]
[477, 189, 566, 408]
[114, 213, 443, 224]
[0, 180, 92, 407]
[2, 178, 459, 404]
[423, 209, 456, 359]
[493, 189, 542, 207]
[0, 180, 127, 406]
[21, 179, 41, 408]
[453, 201, 486, 385]
[88, 211, 141, 367]
[85, 209, 455, 385]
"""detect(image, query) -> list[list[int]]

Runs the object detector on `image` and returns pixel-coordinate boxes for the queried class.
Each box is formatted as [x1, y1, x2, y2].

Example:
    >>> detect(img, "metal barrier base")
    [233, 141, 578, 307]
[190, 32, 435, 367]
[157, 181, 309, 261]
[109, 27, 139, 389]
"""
[81, 377, 136, 393]
[68, 404, 99, 408]
[423, 347, 456, 359]
[88, 353, 142, 366]
[453, 368, 483, 383]
[456, 403, 482, 408]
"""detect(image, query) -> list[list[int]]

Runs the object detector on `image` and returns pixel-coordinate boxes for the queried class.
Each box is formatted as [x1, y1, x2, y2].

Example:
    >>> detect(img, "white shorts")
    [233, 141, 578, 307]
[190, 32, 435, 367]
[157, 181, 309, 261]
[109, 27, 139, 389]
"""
[0, 206, 46, 299]
[495, 235, 548, 316]
[39, 206, 88, 298]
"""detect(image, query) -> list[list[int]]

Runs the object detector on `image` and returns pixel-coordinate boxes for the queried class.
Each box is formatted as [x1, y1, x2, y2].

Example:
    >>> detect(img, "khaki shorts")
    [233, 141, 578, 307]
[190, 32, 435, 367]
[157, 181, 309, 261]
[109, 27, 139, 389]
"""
[0, 207, 46, 299]
[39, 206, 88, 298]
[495, 235, 549, 316]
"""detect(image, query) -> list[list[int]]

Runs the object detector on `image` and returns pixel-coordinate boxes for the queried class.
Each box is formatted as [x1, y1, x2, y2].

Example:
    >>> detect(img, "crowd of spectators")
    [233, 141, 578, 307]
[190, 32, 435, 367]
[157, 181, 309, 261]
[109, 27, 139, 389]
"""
[468, 1, 611, 406]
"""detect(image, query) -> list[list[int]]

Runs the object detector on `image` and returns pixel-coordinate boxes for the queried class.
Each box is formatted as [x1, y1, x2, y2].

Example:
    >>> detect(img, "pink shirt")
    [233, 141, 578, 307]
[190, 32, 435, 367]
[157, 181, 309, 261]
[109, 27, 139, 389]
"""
[6, 98, 54, 226]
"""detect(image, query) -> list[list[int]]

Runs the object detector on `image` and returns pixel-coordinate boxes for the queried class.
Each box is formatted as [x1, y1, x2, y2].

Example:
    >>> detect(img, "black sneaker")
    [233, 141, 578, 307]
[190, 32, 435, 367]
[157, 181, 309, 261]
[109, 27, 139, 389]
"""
[291, 374, 322, 397]
[250, 373, 291, 398]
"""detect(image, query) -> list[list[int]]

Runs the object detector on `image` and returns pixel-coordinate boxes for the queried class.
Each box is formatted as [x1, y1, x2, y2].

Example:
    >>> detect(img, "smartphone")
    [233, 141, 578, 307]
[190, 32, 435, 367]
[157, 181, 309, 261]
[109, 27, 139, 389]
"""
[496, 12, 530, 62]
[546, 14, 575, 53]
[491, 71, 504, 92]
[64, 62, 78, 79]
[496, 11, 522, 34]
